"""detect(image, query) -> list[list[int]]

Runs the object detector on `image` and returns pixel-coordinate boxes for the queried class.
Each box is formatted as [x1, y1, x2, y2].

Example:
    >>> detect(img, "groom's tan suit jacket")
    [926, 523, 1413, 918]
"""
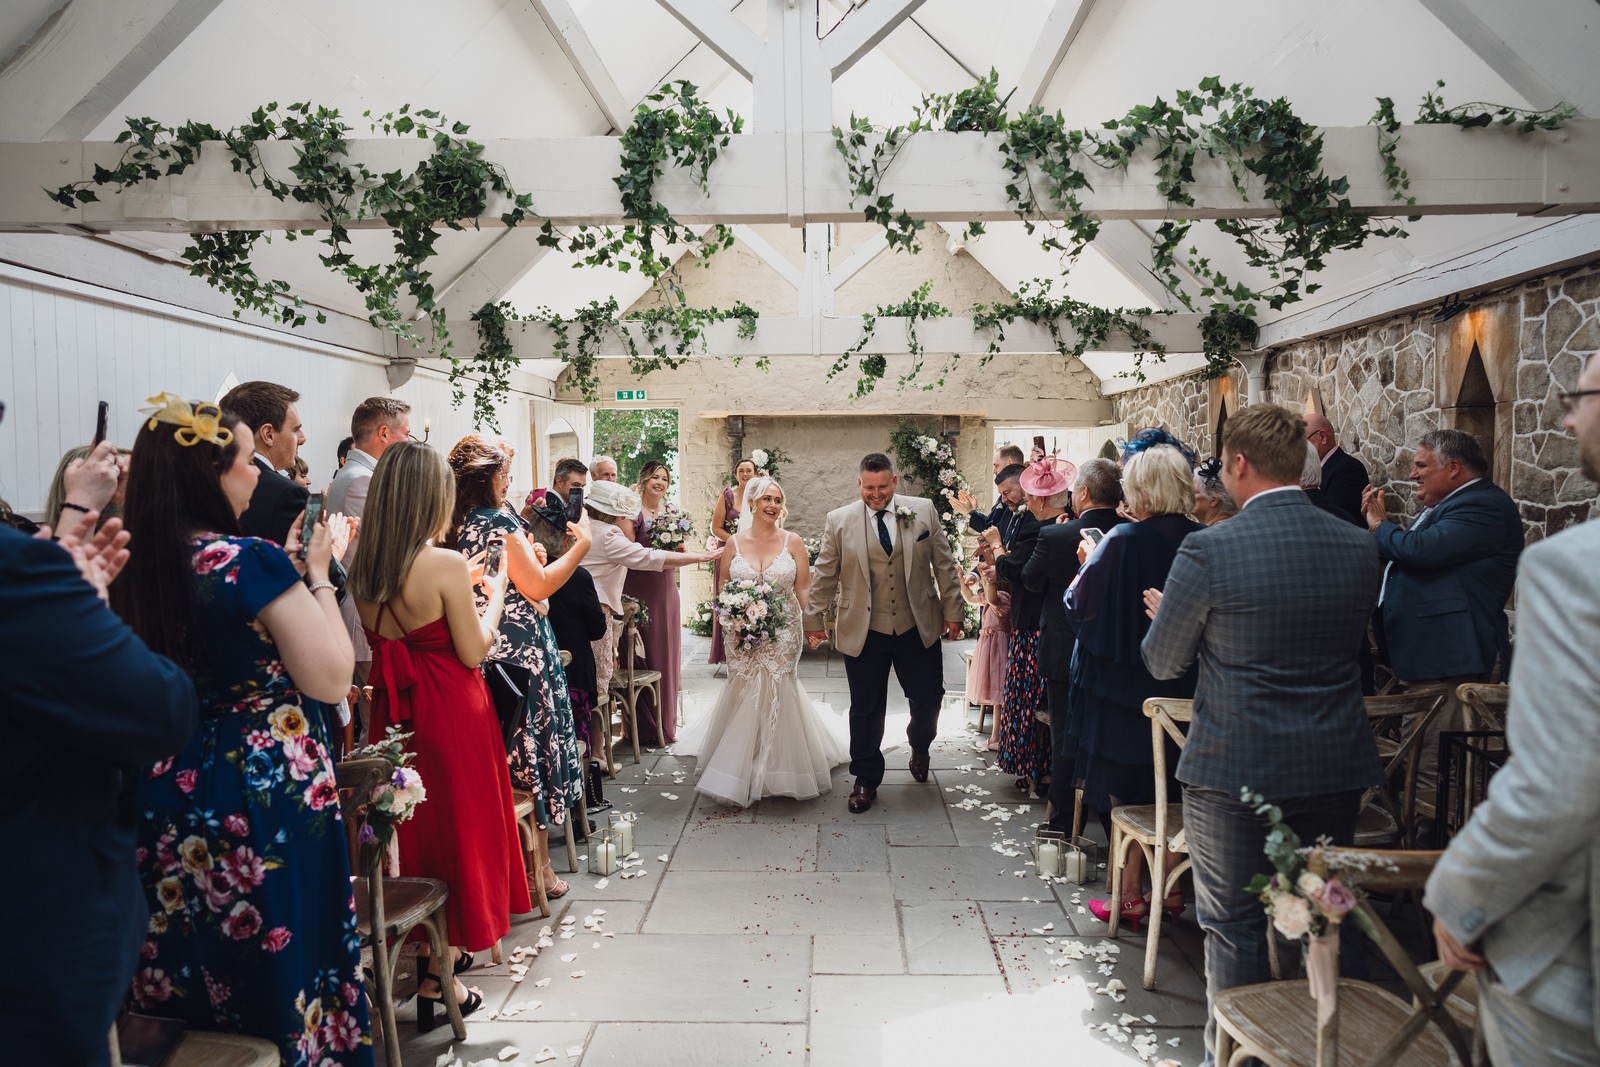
[804, 495, 963, 658]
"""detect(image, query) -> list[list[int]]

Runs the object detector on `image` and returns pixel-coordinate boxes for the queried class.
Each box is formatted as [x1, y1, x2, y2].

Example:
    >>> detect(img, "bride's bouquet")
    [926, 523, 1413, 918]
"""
[647, 502, 695, 551]
[714, 576, 792, 652]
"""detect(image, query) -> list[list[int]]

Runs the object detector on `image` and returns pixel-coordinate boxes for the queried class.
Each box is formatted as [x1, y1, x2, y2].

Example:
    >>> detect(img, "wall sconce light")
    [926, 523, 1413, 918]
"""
[726, 415, 745, 438]
[941, 415, 961, 438]
[1433, 294, 1470, 323]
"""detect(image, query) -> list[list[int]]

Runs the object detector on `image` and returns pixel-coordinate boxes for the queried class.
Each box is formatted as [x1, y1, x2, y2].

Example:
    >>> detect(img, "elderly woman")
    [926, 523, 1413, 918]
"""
[1192, 458, 1239, 526]
[579, 480, 720, 736]
[983, 456, 1073, 795]
[1065, 444, 1202, 928]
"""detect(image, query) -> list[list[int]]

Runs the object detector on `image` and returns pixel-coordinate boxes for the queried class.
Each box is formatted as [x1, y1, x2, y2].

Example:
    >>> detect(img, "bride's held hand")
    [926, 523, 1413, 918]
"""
[804, 629, 828, 651]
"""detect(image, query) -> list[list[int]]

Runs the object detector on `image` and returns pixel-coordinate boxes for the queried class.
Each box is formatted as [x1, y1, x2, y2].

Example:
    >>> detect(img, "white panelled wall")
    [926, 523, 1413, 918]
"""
[0, 264, 541, 516]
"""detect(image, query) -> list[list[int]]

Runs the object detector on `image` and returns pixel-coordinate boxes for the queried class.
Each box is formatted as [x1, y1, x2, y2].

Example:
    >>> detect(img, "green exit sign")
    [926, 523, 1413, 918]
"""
[615, 389, 648, 401]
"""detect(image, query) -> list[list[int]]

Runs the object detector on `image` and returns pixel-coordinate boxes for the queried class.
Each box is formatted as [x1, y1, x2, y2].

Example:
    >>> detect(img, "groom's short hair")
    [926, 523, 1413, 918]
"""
[860, 453, 894, 474]
[995, 463, 1025, 485]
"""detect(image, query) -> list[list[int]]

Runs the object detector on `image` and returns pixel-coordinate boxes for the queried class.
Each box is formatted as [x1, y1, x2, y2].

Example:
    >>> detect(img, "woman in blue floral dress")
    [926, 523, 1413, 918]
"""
[111, 394, 370, 1065]
[448, 436, 591, 898]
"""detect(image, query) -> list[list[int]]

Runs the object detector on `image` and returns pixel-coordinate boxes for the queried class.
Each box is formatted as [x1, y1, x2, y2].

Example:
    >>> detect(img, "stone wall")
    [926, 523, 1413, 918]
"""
[1110, 261, 1600, 545]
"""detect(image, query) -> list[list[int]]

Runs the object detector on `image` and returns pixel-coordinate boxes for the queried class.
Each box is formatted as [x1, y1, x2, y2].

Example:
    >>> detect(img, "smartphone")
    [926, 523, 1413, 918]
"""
[92, 400, 109, 447]
[299, 492, 324, 560]
[484, 538, 505, 577]
[566, 486, 584, 523]
[1032, 434, 1047, 456]
[1081, 527, 1105, 548]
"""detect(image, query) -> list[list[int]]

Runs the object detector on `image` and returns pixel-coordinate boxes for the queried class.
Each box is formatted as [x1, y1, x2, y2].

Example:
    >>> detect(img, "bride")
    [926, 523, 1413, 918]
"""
[683, 476, 848, 806]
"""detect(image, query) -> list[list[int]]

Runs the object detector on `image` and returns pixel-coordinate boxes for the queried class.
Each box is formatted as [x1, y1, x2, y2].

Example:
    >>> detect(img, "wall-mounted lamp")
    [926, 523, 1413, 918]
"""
[1433, 294, 1470, 323]
[726, 415, 745, 438]
[941, 415, 961, 438]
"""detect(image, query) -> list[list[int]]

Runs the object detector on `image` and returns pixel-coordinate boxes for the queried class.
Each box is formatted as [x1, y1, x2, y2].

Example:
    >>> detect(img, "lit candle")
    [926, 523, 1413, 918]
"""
[617, 816, 635, 856]
[1036, 840, 1062, 878]
[1064, 849, 1087, 884]
[593, 840, 616, 876]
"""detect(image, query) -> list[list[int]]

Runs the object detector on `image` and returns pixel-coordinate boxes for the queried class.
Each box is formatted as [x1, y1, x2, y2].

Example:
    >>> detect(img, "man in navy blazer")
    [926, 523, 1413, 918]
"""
[1, 515, 198, 1066]
[1362, 429, 1523, 819]
[222, 380, 308, 546]
[1143, 405, 1383, 1062]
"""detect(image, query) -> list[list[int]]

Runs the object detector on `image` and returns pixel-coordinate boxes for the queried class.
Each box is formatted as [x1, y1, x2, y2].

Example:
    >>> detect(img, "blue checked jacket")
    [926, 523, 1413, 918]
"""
[1141, 488, 1385, 799]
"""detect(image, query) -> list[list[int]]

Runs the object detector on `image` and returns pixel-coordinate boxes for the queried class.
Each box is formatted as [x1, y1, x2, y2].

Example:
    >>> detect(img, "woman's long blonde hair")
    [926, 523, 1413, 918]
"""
[347, 442, 455, 605]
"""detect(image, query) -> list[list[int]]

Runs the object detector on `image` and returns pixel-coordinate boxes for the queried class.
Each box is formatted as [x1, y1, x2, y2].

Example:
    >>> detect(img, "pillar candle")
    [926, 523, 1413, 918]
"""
[1036, 840, 1062, 878]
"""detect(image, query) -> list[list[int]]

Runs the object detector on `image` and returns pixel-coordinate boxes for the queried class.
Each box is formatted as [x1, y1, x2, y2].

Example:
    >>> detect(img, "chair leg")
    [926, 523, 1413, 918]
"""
[1216, 1023, 1237, 1067]
[563, 812, 579, 873]
[530, 826, 551, 918]
[627, 690, 642, 764]
[370, 934, 403, 1067]
[1144, 847, 1166, 990]
[422, 909, 467, 1039]
[1108, 823, 1125, 937]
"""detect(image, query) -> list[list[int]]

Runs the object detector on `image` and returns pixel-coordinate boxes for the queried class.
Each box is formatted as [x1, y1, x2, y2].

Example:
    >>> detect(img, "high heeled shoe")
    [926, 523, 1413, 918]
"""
[1087, 897, 1150, 929]
[416, 965, 483, 1033]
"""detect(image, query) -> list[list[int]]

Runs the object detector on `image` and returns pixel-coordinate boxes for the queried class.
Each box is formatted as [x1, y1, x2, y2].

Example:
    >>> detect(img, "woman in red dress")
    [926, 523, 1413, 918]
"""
[348, 442, 532, 1029]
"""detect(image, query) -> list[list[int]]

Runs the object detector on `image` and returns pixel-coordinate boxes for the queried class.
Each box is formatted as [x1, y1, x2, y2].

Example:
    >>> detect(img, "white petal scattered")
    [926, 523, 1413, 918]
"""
[1168, 1037, 1182, 1046]
[570, 970, 586, 978]
[532, 1049, 557, 1064]
[661, 792, 679, 800]
[560, 915, 576, 925]
[590, 908, 607, 916]
[559, 931, 575, 940]
[657, 855, 669, 862]
[1144, 1014, 1158, 1024]
[592, 941, 602, 949]
[498, 1048, 520, 1062]
[594, 878, 610, 889]
[559, 953, 578, 963]
[565, 1047, 584, 1059]
[533, 977, 551, 988]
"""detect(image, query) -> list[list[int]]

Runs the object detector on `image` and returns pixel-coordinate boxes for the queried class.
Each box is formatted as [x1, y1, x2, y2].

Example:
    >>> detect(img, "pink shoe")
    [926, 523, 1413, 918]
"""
[1088, 897, 1150, 929]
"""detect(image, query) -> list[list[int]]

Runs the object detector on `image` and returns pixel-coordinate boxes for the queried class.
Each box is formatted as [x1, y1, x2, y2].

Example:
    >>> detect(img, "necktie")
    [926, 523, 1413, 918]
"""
[875, 510, 894, 556]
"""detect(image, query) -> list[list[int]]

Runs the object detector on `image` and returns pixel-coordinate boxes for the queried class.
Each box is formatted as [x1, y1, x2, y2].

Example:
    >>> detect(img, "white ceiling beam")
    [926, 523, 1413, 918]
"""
[654, 0, 765, 81]
[1089, 219, 1205, 311]
[8, 122, 1599, 231]
[730, 223, 805, 288]
[1014, 0, 1095, 109]
[1415, 0, 1600, 117]
[0, 0, 223, 141]
[821, 0, 930, 76]
[404, 312, 1205, 361]
[528, 0, 632, 133]
[1255, 214, 1600, 349]
[435, 229, 556, 321]
[874, 10, 978, 87]
[825, 230, 889, 288]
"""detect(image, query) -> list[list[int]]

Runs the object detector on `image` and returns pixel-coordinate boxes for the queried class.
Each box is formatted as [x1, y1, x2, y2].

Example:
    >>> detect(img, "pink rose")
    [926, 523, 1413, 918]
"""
[261, 926, 293, 953]
[219, 846, 266, 891]
[283, 734, 321, 782]
[342, 981, 361, 1007]
[149, 758, 174, 778]
[322, 1009, 363, 1052]
[194, 541, 240, 575]
[139, 939, 159, 960]
[306, 771, 338, 811]
[223, 813, 250, 836]
[193, 868, 231, 913]
[175, 770, 198, 795]
[132, 968, 172, 1006]
[1317, 877, 1358, 918]
[221, 900, 262, 941]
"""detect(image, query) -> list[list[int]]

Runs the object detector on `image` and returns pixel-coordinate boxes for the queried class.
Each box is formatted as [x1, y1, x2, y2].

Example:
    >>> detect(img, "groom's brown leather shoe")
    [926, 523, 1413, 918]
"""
[909, 751, 930, 783]
[848, 784, 876, 814]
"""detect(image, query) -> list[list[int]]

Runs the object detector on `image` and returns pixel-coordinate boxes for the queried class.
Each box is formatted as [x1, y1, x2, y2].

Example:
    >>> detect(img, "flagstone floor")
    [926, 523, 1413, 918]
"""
[395, 635, 1213, 1067]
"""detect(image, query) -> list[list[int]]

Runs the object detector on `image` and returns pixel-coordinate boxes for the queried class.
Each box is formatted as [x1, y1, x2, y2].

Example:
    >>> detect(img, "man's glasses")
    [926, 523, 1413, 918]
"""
[1559, 389, 1600, 414]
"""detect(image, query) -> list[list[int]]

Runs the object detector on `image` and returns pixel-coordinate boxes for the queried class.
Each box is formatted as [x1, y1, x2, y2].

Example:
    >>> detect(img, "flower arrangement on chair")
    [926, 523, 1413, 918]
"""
[346, 726, 426, 849]
[1240, 789, 1372, 941]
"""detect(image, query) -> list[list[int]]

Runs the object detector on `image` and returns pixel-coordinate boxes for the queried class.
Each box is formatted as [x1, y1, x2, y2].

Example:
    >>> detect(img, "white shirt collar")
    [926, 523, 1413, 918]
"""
[1318, 446, 1336, 468]
[1434, 478, 1482, 507]
[1241, 484, 1304, 508]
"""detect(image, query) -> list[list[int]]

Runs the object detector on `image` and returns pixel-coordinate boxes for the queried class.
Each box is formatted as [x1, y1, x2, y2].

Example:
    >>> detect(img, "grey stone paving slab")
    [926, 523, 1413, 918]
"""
[901, 901, 1000, 975]
[993, 933, 1209, 1026]
[644, 870, 896, 935]
[813, 933, 904, 974]
[889, 844, 1042, 902]
[977, 900, 1074, 938]
[670, 821, 818, 871]
[806, 974, 1014, 1067]
[751, 783, 943, 829]
[817, 823, 888, 872]
[499, 934, 810, 1023]
[583, 1022, 808, 1065]
[561, 861, 666, 901]
[686, 791, 757, 825]
[398, 1019, 594, 1062]
[553, 899, 651, 934]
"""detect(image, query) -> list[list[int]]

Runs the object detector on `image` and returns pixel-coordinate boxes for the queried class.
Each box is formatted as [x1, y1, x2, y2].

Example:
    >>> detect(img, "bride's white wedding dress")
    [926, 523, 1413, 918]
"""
[682, 540, 849, 806]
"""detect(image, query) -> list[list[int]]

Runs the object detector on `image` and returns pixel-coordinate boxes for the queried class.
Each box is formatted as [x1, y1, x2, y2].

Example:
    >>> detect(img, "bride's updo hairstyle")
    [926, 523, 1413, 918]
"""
[742, 476, 788, 527]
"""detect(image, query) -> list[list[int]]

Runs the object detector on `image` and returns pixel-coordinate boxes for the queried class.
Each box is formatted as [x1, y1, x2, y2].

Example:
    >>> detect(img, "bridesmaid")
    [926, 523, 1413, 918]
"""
[349, 442, 531, 1029]
[707, 457, 757, 668]
[622, 460, 686, 745]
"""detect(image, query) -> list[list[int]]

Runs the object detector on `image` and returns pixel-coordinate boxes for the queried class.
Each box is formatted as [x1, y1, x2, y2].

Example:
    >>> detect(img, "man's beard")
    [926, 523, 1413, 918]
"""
[1582, 433, 1600, 484]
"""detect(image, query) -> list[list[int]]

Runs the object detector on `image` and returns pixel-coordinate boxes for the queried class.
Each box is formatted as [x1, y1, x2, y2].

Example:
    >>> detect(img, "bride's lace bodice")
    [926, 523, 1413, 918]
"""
[726, 544, 801, 679]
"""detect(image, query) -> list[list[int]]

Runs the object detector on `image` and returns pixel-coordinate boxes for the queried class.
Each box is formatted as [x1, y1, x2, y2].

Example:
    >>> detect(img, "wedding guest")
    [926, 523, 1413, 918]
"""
[43, 441, 123, 531]
[1306, 412, 1370, 522]
[350, 442, 530, 1028]
[1362, 428, 1522, 835]
[221, 380, 308, 545]
[2, 503, 197, 1067]
[959, 551, 1010, 751]
[111, 394, 370, 1063]
[291, 456, 311, 488]
[579, 480, 719, 716]
[1301, 442, 1362, 526]
[447, 434, 590, 901]
[337, 435, 354, 469]
[1120, 427, 1196, 468]
[948, 463, 1026, 540]
[591, 455, 619, 481]
[1191, 458, 1238, 526]
[1022, 457, 1128, 834]
[44, 444, 91, 529]
[624, 460, 688, 745]
[983, 458, 1062, 795]
[1066, 445, 1201, 925]
[1427, 360, 1600, 1064]
[1142, 404, 1383, 1063]
[523, 457, 588, 518]
[708, 458, 758, 669]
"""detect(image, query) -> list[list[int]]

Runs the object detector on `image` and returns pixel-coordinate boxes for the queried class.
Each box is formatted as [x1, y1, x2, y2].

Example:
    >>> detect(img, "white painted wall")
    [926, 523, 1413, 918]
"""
[0, 265, 536, 516]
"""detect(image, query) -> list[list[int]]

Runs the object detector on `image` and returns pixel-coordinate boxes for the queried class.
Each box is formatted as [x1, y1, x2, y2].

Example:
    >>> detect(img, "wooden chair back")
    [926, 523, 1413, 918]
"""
[1143, 697, 1191, 805]
[335, 757, 391, 879]
[1455, 683, 1508, 732]
[616, 602, 641, 677]
[1362, 688, 1448, 846]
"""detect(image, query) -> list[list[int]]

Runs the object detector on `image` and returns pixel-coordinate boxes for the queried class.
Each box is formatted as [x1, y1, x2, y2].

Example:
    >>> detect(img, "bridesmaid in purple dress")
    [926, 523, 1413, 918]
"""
[707, 458, 756, 667]
[621, 461, 685, 745]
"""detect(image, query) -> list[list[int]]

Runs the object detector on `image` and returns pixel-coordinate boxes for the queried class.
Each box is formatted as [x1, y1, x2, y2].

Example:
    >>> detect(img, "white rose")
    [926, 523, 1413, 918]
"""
[751, 449, 769, 466]
[1296, 872, 1326, 898]
[1271, 894, 1314, 939]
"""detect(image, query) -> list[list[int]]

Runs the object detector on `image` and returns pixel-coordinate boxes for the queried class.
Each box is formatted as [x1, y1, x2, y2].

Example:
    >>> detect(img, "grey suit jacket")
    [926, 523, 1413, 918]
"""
[1142, 490, 1385, 799]
[1426, 520, 1600, 1040]
[804, 495, 962, 658]
[326, 447, 377, 520]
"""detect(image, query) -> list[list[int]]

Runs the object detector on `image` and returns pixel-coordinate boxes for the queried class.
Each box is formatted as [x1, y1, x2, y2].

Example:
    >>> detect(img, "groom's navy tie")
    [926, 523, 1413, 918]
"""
[875, 509, 894, 556]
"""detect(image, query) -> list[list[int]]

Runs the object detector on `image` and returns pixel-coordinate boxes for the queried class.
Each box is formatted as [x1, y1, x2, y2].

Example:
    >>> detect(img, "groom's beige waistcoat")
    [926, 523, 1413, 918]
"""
[805, 495, 963, 658]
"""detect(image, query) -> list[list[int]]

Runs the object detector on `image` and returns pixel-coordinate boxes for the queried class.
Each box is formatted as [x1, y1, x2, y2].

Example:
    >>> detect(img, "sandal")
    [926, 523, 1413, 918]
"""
[416, 965, 483, 1033]
[542, 863, 570, 899]
[1087, 897, 1150, 930]
[452, 951, 475, 975]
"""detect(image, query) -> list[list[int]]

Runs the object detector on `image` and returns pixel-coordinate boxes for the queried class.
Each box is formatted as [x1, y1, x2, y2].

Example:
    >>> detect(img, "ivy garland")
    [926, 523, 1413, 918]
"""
[829, 281, 953, 396]
[886, 418, 980, 638]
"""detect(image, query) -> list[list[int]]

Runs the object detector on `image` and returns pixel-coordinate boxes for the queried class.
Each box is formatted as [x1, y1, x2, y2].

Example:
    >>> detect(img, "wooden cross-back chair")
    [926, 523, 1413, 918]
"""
[1214, 847, 1473, 1067]
[607, 602, 659, 765]
[1454, 683, 1509, 733]
[1107, 697, 1192, 991]
[1358, 688, 1449, 849]
[335, 758, 465, 1067]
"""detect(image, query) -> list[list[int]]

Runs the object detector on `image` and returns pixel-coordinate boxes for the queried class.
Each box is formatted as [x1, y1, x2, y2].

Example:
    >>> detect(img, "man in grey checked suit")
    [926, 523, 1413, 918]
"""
[1142, 404, 1384, 1063]
[1426, 357, 1600, 1065]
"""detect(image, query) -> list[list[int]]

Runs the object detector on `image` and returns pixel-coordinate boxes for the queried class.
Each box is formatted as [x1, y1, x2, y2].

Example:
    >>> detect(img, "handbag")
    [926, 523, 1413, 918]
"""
[483, 659, 533, 752]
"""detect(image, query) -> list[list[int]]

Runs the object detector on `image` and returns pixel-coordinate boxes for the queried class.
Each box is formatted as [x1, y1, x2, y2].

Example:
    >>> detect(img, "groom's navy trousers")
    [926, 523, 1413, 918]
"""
[844, 626, 944, 789]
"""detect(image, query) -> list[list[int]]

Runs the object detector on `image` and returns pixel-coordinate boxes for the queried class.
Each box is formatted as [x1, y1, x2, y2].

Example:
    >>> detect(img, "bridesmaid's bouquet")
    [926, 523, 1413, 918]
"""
[715, 576, 792, 652]
[647, 502, 695, 551]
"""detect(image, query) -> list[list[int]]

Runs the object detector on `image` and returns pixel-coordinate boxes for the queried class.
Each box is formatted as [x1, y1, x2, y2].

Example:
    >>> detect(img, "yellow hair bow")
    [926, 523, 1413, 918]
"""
[139, 392, 234, 448]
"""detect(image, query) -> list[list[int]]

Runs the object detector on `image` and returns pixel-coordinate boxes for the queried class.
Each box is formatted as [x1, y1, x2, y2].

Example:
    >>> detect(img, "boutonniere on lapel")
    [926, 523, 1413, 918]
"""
[894, 504, 917, 526]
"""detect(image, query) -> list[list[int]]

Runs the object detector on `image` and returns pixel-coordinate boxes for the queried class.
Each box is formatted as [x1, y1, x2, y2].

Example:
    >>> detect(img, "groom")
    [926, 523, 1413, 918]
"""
[805, 453, 964, 813]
